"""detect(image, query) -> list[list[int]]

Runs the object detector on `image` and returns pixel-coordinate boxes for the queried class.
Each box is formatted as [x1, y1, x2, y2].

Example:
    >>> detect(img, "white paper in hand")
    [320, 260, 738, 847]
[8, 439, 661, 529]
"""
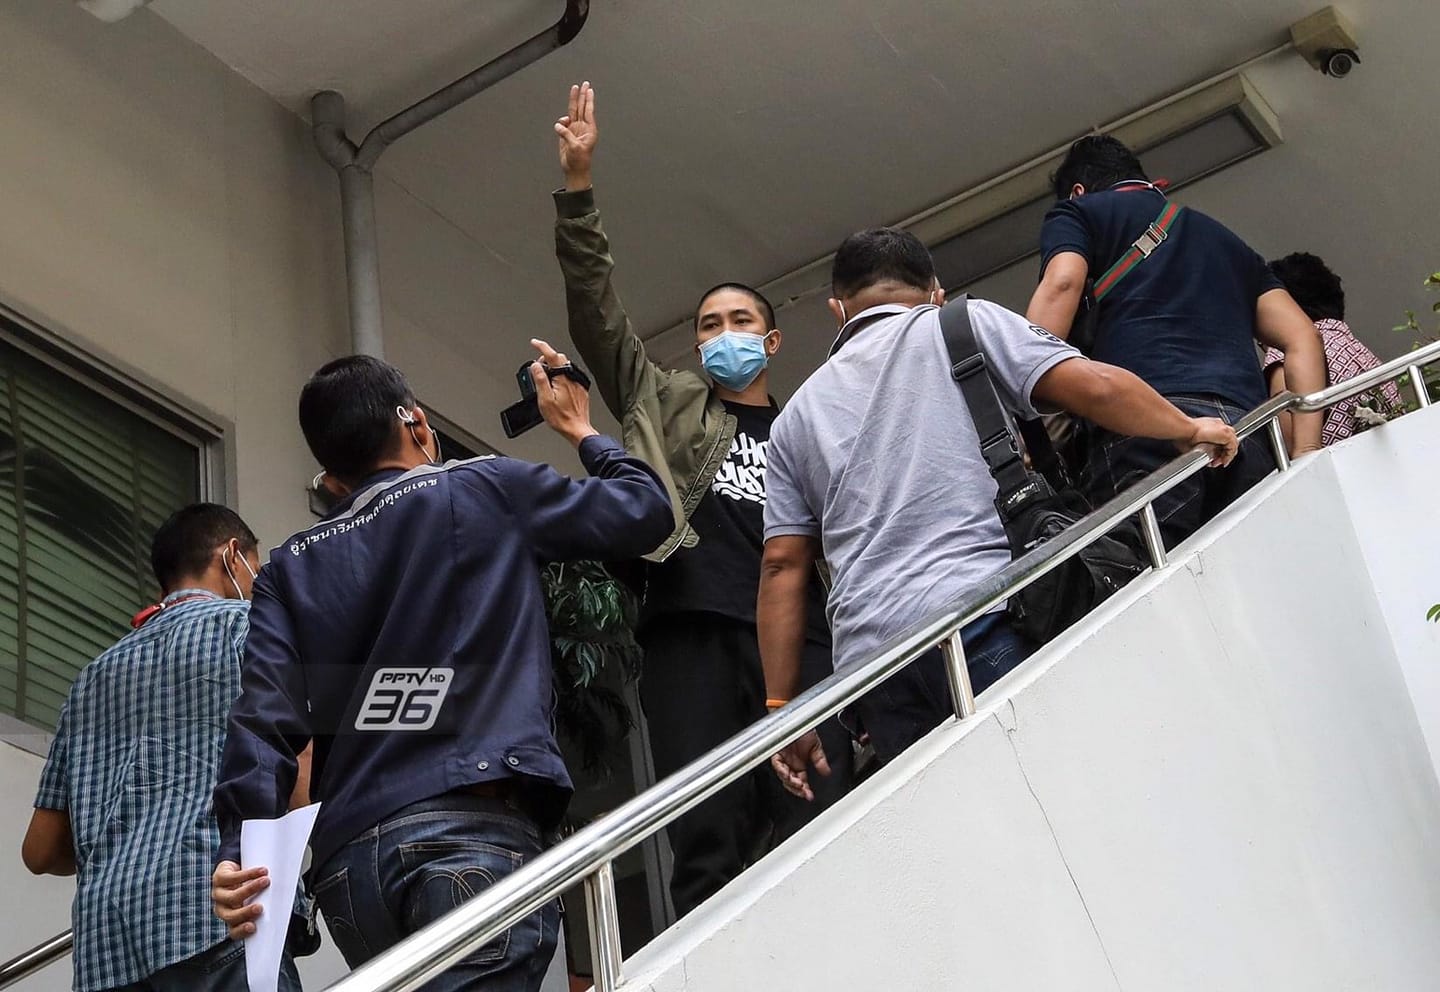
[240, 803, 322, 992]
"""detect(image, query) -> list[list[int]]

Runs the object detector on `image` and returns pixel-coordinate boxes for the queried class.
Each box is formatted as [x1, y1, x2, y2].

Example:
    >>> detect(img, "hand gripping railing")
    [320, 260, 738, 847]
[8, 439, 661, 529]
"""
[6, 345, 1434, 992]
[321, 339, 1438, 992]
[0, 930, 72, 990]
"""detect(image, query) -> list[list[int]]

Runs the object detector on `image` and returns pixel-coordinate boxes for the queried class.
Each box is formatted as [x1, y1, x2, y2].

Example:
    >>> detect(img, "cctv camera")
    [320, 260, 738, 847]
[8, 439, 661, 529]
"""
[1319, 47, 1361, 78]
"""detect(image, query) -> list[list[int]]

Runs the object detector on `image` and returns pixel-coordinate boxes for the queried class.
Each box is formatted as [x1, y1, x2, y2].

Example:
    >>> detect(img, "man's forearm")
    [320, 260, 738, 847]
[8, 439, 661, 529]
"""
[1039, 361, 1193, 442]
[22, 809, 76, 876]
[554, 188, 655, 420]
[1255, 289, 1327, 454]
[1026, 281, 1082, 340]
[564, 167, 591, 193]
[1027, 254, 1088, 340]
[758, 567, 808, 704]
[1280, 333, 1326, 453]
[1093, 370, 1194, 440]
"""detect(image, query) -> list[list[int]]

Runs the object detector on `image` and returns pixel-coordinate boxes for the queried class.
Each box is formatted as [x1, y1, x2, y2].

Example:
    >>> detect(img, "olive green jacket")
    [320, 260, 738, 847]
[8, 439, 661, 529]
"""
[553, 187, 735, 563]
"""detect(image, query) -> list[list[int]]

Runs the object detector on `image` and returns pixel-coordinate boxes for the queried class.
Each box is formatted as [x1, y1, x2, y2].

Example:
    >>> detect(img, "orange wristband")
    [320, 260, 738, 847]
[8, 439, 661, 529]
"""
[765, 698, 789, 710]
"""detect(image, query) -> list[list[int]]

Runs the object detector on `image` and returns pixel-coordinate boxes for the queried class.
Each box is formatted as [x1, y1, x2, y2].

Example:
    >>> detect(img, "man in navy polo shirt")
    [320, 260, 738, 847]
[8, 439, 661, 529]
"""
[1027, 135, 1326, 544]
[210, 343, 671, 992]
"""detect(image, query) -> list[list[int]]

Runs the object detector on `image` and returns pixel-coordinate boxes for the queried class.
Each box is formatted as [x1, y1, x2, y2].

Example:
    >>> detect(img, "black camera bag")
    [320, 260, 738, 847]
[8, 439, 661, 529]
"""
[939, 296, 1148, 643]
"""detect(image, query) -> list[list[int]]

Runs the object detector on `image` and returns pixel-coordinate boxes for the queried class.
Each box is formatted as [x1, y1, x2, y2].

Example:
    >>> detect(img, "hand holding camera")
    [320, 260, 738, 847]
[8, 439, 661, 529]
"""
[501, 339, 598, 445]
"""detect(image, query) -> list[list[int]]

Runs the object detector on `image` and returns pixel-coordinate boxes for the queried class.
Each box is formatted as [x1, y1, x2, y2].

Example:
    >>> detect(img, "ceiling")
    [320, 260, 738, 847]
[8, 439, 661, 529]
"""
[148, 0, 1440, 400]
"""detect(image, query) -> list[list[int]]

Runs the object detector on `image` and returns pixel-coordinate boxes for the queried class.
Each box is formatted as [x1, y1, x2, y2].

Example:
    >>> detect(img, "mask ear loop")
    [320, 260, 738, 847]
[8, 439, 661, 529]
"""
[397, 406, 441, 466]
[221, 544, 248, 601]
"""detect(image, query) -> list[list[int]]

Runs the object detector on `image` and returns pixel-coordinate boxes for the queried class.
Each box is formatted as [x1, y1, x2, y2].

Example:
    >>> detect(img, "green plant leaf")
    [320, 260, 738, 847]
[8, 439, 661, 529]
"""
[1427, 604, 1440, 623]
[542, 559, 644, 762]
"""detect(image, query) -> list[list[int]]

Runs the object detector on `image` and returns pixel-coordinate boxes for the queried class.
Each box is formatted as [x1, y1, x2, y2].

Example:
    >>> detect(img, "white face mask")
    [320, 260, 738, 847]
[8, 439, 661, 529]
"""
[222, 544, 257, 601]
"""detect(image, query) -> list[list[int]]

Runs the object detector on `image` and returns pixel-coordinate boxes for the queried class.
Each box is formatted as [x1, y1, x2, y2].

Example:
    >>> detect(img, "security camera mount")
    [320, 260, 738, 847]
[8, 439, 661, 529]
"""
[1290, 6, 1361, 76]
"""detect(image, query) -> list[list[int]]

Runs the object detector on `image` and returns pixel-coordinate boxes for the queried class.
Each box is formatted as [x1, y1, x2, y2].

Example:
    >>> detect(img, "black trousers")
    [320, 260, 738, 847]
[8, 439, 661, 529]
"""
[639, 612, 853, 918]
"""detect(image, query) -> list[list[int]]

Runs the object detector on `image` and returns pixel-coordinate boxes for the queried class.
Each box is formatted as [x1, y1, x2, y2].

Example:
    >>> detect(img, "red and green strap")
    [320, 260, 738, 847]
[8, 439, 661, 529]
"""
[1092, 200, 1183, 301]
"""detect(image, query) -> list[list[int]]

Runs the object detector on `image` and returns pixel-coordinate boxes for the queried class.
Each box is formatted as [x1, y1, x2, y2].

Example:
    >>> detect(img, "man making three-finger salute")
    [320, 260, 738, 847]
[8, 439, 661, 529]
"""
[552, 81, 854, 917]
[212, 343, 671, 991]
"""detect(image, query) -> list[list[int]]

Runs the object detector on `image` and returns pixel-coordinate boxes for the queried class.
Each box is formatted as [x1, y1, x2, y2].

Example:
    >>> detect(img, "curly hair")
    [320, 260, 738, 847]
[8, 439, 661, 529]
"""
[1269, 252, 1345, 322]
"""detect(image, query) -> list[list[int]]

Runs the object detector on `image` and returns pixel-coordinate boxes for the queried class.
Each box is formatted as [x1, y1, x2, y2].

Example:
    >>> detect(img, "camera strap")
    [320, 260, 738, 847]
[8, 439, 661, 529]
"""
[937, 295, 1039, 501]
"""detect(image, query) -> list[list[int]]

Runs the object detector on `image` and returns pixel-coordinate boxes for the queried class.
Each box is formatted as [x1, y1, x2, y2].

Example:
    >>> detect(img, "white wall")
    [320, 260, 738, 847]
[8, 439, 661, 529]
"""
[621, 418, 1440, 991]
[1329, 406, 1440, 771]
[0, 743, 75, 991]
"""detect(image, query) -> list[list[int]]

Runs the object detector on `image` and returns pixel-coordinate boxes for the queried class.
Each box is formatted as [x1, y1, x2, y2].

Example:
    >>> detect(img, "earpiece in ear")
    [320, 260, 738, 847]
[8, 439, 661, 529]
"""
[396, 406, 417, 425]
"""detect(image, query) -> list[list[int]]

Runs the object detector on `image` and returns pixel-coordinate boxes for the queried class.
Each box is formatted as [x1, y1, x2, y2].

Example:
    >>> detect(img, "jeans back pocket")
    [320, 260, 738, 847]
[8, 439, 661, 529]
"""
[313, 866, 372, 967]
[396, 840, 523, 965]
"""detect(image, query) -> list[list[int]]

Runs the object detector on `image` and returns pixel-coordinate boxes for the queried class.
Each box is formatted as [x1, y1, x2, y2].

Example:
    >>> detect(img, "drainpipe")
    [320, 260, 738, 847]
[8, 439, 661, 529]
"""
[312, 0, 591, 357]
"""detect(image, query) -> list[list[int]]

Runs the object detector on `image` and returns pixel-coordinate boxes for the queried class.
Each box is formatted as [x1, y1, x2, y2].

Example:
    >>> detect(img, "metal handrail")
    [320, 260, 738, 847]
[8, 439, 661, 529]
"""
[0, 930, 72, 990]
[8, 344, 1434, 992]
[322, 338, 1440, 992]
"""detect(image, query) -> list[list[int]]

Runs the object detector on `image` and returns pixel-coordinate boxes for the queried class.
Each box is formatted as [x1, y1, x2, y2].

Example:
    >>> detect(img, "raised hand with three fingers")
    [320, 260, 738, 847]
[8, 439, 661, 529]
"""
[555, 80, 598, 192]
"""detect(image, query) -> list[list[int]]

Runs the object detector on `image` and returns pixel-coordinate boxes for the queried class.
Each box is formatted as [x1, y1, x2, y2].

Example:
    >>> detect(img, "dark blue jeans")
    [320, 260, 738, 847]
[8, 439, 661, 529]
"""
[311, 793, 560, 992]
[109, 938, 299, 992]
[1085, 393, 1276, 548]
[852, 611, 1034, 763]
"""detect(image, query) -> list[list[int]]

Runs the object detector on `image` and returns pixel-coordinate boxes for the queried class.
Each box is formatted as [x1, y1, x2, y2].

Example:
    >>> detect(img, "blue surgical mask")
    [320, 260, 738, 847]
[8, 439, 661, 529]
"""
[699, 331, 772, 391]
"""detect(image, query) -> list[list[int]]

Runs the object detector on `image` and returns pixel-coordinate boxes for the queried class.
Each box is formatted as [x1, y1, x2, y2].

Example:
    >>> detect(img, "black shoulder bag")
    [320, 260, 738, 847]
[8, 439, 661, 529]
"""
[939, 296, 1148, 643]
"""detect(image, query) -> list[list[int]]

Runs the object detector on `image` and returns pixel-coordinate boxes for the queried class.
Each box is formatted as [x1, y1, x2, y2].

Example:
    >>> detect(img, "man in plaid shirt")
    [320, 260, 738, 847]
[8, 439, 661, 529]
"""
[22, 504, 302, 992]
[1264, 252, 1406, 447]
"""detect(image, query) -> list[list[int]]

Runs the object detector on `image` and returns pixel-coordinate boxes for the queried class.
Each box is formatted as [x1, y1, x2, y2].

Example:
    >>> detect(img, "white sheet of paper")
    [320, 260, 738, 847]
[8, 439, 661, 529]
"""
[240, 803, 322, 992]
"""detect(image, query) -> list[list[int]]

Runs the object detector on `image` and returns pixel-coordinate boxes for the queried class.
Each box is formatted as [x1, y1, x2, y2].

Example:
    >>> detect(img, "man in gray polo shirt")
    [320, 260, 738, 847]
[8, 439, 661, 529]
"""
[759, 228, 1238, 797]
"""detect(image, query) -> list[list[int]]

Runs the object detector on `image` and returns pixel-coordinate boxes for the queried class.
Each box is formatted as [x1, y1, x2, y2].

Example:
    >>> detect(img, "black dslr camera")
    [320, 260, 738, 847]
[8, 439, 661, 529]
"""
[500, 359, 592, 438]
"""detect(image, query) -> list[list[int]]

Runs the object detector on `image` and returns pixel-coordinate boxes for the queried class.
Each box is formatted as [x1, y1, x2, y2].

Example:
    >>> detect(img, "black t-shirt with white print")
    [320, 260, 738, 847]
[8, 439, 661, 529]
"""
[639, 400, 830, 645]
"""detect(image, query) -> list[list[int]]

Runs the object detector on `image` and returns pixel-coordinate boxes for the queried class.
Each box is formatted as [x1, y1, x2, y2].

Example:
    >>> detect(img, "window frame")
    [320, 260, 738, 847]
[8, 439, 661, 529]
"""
[0, 299, 228, 754]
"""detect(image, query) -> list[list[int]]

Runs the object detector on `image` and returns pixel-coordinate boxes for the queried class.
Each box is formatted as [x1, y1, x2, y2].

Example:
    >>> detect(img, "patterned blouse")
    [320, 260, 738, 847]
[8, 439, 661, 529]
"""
[1263, 318, 1406, 447]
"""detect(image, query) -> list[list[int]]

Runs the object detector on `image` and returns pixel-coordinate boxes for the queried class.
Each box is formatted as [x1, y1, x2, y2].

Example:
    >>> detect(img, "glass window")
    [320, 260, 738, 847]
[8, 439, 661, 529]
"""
[0, 335, 201, 730]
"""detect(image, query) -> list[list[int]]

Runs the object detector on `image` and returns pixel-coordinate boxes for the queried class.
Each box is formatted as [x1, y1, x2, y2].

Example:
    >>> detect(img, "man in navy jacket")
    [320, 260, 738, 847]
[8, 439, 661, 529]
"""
[211, 341, 671, 992]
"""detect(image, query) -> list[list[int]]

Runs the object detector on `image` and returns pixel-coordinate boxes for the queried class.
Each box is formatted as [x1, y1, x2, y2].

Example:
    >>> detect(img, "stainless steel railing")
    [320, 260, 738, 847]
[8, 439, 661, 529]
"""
[5, 342, 1434, 992]
[0, 930, 72, 990]
[320, 339, 1438, 992]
